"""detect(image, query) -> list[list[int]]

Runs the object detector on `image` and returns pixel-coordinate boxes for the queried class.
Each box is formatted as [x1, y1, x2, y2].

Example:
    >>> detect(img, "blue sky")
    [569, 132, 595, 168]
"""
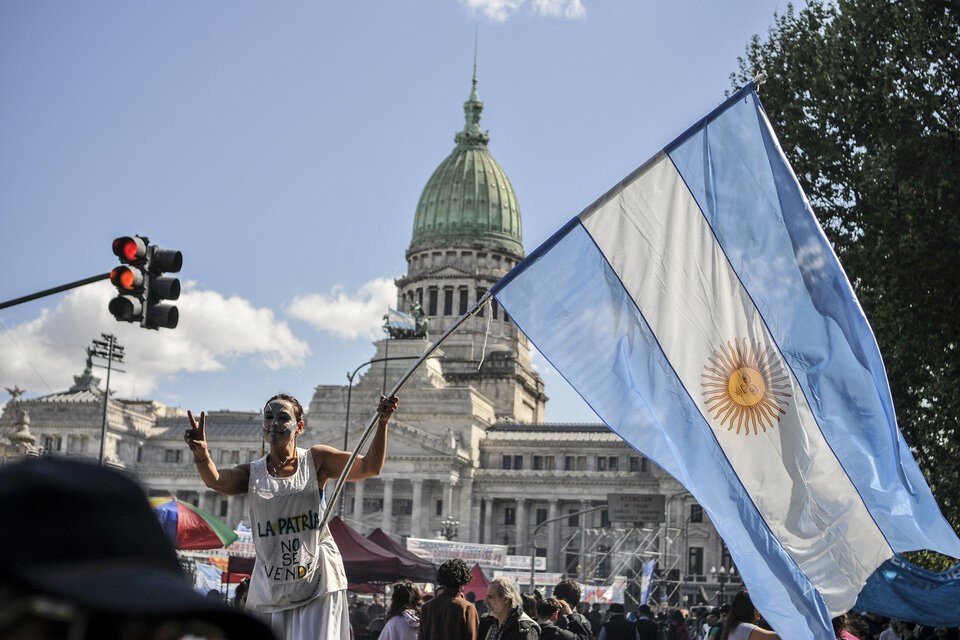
[0, 0, 800, 421]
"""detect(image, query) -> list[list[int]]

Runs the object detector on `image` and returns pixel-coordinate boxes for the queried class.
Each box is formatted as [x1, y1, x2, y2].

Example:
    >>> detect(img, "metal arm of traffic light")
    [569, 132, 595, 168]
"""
[0, 273, 110, 311]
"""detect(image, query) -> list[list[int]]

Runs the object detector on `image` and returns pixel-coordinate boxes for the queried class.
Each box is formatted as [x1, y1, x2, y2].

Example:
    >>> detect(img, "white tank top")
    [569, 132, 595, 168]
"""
[245, 447, 347, 613]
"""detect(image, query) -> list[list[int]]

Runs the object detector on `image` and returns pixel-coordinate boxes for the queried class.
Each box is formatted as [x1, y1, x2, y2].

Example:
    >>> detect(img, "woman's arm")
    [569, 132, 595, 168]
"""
[184, 410, 250, 495]
[314, 396, 398, 483]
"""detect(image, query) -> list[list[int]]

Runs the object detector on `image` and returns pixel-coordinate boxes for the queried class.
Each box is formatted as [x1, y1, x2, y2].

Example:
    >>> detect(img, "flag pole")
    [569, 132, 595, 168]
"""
[319, 290, 494, 531]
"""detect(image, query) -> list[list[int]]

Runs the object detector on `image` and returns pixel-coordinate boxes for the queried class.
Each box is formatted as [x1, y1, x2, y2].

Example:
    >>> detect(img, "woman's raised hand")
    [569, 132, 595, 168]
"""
[184, 410, 210, 462]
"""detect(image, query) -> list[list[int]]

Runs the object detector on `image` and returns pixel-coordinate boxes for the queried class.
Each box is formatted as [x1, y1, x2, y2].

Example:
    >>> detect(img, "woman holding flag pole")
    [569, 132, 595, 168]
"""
[184, 391, 397, 640]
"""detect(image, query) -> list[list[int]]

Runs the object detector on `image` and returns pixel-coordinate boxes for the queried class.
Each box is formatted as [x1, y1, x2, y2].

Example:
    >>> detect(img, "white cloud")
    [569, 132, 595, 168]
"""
[0, 281, 309, 400]
[532, 0, 586, 19]
[286, 278, 397, 340]
[461, 0, 585, 22]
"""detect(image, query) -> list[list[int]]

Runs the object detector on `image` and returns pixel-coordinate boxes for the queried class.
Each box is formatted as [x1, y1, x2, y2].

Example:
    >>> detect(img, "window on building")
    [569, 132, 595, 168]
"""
[501, 455, 512, 470]
[428, 287, 438, 315]
[459, 287, 469, 315]
[443, 287, 453, 315]
[492, 299, 499, 320]
[641, 457, 649, 472]
[564, 456, 575, 471]
[567, 509, 579, 527]
[688, 547, 704, 575]
[436, 500, 443, 516]
[136, 446, 143, 462]
[608, 456, 619, 471]
[690, 503, 704, 523]
[41, 435, 62, 452]
[504, 507, 516, 526]
[629, 457, 640, 472]
[363, 498, 384, 513]
[600, 509, 610, 527]
[164, 449, 182, 464]
[394, 498, 413, 516]
[536, 508, 548, 525]
[533, 455, 554, 470]
[597, 456, 607, 471]
[219, 499, 229, 518]
[477, 288, 487, 317]
[513, 455, 523, 470]
[416, 288, 423, 306]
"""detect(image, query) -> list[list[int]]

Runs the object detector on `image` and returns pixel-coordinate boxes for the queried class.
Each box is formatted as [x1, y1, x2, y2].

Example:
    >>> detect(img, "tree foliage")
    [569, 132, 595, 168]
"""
[733, 0, 960, 568]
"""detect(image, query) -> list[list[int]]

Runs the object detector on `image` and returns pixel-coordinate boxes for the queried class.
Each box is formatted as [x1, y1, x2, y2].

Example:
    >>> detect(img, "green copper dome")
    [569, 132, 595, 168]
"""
[409, 75, 523, 258]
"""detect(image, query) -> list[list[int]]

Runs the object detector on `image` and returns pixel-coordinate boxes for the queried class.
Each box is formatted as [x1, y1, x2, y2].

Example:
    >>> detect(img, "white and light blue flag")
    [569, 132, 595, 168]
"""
[639, 559, 656, 606]
[490, 82, 960, 639]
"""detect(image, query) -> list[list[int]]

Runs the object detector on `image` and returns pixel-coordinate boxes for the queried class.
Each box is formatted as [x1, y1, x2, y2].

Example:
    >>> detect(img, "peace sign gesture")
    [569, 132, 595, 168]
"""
[184, 410, 210, 462]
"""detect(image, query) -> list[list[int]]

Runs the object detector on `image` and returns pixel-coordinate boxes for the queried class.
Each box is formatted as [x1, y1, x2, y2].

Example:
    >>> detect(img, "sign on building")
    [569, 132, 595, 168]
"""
[406, 537, 508, 567]
[607, 493, 666, 524]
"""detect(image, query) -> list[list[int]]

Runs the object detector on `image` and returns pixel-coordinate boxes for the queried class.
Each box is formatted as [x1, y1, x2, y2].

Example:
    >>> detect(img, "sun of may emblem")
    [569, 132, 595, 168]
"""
[701, 338, 791, 435]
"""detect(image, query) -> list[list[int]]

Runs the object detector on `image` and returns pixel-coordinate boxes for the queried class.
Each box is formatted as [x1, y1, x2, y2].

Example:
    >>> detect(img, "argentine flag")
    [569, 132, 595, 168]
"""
[491, 83, 960, 639]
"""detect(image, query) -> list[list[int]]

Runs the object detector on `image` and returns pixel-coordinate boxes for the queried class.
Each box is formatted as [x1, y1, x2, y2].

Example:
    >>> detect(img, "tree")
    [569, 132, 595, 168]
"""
[733, 0, 960, 567]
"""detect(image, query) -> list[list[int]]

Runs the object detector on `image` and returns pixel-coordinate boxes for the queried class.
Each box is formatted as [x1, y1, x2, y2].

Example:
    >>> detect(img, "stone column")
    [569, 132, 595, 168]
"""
[411, 479, 424, 538]
[516, 498, 528, 553]
[483, 498, 494, 544]
[458, 477, 473, 541]
[548, 499, 561, 573]
[382, 478, 394, 532]
[355, 480, 365, 521]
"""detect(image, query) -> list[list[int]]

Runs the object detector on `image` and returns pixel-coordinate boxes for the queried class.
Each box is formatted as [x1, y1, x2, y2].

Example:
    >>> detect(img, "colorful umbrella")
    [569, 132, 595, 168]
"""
[149, 496, 238, 550]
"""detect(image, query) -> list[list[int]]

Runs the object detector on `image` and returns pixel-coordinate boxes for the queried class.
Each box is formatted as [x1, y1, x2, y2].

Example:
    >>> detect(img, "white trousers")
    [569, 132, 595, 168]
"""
[266, 589, 349, 640]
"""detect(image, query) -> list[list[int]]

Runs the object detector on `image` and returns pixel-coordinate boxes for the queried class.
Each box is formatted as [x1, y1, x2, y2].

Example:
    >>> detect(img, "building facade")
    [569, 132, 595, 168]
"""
[0, 74, 740, 606]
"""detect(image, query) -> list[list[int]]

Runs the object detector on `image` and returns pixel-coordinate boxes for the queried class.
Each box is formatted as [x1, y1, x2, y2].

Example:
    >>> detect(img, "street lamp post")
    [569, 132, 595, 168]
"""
[711, 565, 735, 604]
[440, 516, 460, 540]
[90, 334, 124, 467]
[339, 354, 418, 516]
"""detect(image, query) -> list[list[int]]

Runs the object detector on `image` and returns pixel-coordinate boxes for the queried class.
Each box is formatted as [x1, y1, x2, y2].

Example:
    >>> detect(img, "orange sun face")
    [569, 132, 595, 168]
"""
[701, 338, 791, 435]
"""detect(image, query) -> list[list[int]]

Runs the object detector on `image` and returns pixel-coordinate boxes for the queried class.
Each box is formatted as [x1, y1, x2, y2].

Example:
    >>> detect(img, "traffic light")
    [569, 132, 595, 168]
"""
[143, 245, 182, 329]
[109, 236, 148, 324]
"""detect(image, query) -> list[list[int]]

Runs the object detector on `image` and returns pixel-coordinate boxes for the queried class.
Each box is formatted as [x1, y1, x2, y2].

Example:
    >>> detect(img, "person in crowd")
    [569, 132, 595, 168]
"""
[597, 603, 639, 640]
[634, 604, 659, 640]
[379, 581, 421, 640]
[185, 392, 398, 640]
[234, 577, 251, 610]
[0, 456, 275, 640]
[666, 610, 690, 640]
[479, 577, 540, 640]
[522, 593, 540, 621]
[368, 593, 386, 621]
[586, 603, 603, 636]
[467, 591, 488, 618]
[538, 598, 586, 640]
[418, 559, 479, 640]
[551, 579, 592, 640]
[718, 590, 779, 640]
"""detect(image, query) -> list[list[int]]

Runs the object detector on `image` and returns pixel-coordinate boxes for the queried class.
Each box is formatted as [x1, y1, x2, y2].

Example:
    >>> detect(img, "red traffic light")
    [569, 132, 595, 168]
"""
[109, 265, 144, 292]
[112, 236, 147, 263]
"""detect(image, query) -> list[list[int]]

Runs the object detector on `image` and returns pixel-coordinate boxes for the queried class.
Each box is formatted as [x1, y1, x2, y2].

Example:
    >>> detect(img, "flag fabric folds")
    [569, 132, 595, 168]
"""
[491, 82, 960, 639]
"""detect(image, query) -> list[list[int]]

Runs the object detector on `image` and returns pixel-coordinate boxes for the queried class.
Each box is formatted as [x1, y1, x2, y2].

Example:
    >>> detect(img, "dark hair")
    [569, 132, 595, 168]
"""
[436, 559, 472, 590]
[521, 592, 538, 619]
[264, 393, 305, 425]
[465, 591, 476, 603]
[719, 590, 755, 640]
[387, 580, 421, 620]
[553, 579, 581, 607]
[538, 597, 562, 620]
[609, 603, 625, 614]
[639, 604, 652, 616]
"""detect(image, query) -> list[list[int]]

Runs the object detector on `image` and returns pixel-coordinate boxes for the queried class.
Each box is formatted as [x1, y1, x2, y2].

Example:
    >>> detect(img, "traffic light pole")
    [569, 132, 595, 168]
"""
[0, 273, 110, 311]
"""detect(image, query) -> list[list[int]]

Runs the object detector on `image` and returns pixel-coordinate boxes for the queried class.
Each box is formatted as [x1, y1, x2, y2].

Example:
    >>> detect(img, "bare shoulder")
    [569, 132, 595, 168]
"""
[750, 627, 781, 640]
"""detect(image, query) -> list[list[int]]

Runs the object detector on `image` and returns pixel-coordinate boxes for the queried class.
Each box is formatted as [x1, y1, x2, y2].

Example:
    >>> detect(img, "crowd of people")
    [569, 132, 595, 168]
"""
[340, 575, 960, 640]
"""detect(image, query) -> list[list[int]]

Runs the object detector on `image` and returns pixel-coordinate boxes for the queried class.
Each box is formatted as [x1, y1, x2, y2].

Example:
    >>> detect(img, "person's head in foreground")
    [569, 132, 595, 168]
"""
[0, 456, 275, 640]
[435, 559, 472, 592]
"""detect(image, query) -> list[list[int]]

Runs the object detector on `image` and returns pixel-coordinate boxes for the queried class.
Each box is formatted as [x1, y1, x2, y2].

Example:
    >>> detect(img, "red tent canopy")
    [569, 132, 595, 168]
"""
[329, 516, 414, 584]
[463, 563, 490, 601]
[366, 527, 437, 582]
